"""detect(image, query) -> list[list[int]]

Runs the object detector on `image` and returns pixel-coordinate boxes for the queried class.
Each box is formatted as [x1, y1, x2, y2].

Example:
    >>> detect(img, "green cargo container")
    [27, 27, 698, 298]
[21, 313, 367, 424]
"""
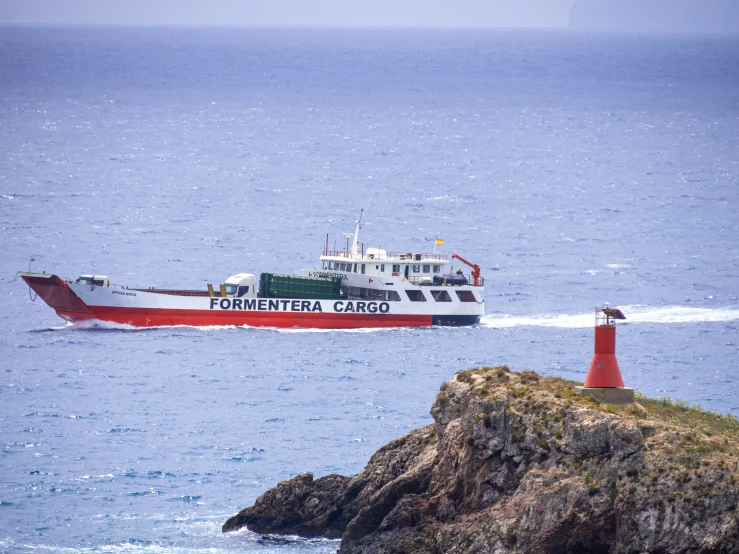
[259, 273, 343, 300]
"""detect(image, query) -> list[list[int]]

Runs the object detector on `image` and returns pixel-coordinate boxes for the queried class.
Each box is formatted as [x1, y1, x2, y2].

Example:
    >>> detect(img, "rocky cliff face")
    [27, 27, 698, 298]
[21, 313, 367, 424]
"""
[224, 368, 739, 553]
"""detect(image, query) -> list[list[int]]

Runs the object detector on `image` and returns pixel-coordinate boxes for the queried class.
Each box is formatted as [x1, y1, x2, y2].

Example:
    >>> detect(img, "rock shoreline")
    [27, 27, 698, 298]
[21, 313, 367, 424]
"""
[224, 368, 739, 553]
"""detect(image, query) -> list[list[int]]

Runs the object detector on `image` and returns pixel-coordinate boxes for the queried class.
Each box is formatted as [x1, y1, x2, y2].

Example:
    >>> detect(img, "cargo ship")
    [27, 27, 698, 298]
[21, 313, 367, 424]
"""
[18, 217, 485, 329]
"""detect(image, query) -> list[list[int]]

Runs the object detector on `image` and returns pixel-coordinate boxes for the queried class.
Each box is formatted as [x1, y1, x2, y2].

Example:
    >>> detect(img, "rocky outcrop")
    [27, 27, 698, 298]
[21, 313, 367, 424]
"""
[224, 368, 739, 553]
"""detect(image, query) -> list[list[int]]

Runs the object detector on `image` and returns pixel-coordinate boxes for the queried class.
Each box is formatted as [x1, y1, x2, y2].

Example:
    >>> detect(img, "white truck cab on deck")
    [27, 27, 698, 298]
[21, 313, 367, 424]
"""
[223, 273, 258, 298]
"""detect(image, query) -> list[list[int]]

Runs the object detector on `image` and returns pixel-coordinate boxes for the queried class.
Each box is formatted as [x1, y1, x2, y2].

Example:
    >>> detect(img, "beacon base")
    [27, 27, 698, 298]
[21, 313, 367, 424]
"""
[575, 386, 635, 404]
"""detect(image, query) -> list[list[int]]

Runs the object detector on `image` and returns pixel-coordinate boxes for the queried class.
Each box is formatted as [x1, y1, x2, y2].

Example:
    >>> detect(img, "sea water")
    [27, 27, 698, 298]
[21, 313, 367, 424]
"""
[0, 27, 738, 553]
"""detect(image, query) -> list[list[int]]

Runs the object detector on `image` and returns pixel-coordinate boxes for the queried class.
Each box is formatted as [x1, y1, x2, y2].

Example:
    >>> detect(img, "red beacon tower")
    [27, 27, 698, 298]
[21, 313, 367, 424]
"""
[576, 306, 635, 404]
[585, 307, 626, 387]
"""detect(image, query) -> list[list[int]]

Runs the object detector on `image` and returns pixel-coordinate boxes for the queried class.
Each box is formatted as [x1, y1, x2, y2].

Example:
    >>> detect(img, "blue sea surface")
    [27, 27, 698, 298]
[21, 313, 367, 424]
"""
[1, 27, 738, 553]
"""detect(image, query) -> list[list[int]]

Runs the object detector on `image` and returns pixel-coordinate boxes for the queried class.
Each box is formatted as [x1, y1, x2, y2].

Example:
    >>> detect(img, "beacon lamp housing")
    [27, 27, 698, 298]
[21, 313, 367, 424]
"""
[575, 307, 635, 404]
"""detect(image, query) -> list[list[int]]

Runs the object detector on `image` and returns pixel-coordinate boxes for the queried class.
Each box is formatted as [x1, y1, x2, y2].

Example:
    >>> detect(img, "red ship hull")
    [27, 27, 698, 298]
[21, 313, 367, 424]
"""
[57, 307, 433, 328]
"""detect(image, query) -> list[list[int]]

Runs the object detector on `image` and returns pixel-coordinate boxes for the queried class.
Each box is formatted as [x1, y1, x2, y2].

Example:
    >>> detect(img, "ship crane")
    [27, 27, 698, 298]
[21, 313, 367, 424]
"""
[452, 253, 481, 286]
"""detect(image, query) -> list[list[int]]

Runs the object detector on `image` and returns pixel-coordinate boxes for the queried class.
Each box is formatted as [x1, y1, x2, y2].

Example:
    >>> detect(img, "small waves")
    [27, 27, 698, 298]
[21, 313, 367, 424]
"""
[481, 305, 739, 329]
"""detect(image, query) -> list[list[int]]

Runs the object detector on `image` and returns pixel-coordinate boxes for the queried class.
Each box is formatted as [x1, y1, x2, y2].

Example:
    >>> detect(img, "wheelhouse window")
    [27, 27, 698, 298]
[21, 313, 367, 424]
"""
[423, 264, 430, 273]
[380, 264, 385, 273]
[433, 265, 441, 273]
[431, 290, 452, 302]
[412, 264, 421, 273]
[361, 264, 366, 274]
[456, 290, 477, 302]
[405, 290, 427, 302]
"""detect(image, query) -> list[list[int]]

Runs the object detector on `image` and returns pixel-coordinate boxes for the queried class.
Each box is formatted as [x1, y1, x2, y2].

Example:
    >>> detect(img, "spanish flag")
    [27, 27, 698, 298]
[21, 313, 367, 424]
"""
[435, 238, 444, 246]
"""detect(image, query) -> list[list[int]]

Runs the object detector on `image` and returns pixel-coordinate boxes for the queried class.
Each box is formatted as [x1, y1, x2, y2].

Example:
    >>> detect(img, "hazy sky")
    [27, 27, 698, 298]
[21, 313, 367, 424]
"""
[0, 0, 578, 27]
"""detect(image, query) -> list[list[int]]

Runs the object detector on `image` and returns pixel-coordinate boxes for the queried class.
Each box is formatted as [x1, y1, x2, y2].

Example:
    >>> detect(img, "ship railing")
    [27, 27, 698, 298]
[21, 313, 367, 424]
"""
[64, 277, 215, 296]
[406, 274, 484, 287]
[322, 249, 448, 261]
[131, 288, 212, 297]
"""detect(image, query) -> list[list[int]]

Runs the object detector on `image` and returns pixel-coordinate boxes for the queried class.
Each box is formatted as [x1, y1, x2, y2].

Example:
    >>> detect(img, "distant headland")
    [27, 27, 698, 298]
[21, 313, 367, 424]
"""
[570, 0, 739, 33]
[223, 367, 739, 553]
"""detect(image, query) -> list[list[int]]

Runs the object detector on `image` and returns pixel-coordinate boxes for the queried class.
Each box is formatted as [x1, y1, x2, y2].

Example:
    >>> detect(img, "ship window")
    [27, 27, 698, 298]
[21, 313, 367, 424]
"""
[370, 290, 399, 301]
[361, 264, 366, 274]
[339, 262, 346, 271]
[412, 264, 421, 273]
[423, 264, 430, 273]
[405, 290, 426, 302]
[433, 265, 440, 273]
[354, 263, 359, 273]
[392, 264, 400, 273]
[456, 290, 477, 302]
[431, 290, 452, 302]
[380, 264, 385, 272]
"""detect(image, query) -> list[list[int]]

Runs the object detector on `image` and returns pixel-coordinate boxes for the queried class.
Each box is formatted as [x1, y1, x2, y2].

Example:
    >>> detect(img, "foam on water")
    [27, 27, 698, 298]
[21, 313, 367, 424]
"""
[67, 320, 139, 331]
[481, 305, 739, 328]
[53, 321, 423, 334]
[41, 306, 739, 334]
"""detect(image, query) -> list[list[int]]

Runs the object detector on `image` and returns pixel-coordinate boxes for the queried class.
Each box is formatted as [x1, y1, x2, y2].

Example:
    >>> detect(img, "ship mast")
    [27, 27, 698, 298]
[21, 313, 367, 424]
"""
[350, 209, 363, 256]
